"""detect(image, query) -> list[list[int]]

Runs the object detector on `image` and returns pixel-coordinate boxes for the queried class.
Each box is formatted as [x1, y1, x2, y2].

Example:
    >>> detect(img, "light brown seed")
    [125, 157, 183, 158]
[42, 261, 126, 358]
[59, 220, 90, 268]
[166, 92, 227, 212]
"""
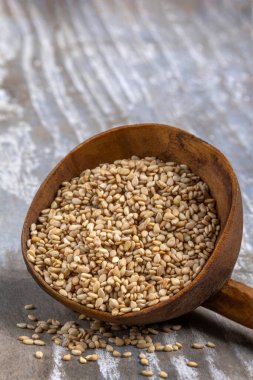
[18, 335, 30, 341]
[115, 337, 124, 346]
[71, 349, 82, 356]
[148, 328, 159, 335]
[172, 325, 182, 331]
[79, 357, 87, 364]
[123, 352, 132, 358]
[27, 324, 35, 330]
[159, 371, 168, 379]
[35, 351, 43, 359]
[24, 304, 36, 310]
[112, 350, 121, 357]
[192, 343, 204, 349]
[164, 344, 173, 352]
[28, 314, 38, 321]
[187, 361, 198, 368]
[23, 339, 34, 345]
[140, 358, 149, 366]
[147, 345, 155, 353]
[140, 370, 153, 377]
[85, 354, 99, 361]
[106, 345, 114, 352]
[206, 342, 216, 348]
[16, 323, 27, 329]
[34, 340, 46, 346]
[62, 354, 72, 361]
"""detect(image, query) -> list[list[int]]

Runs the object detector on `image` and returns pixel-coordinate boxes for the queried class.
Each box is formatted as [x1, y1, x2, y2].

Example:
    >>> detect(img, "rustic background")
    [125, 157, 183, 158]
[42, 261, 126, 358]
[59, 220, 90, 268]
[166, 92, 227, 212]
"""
[0, 0, 252, 379]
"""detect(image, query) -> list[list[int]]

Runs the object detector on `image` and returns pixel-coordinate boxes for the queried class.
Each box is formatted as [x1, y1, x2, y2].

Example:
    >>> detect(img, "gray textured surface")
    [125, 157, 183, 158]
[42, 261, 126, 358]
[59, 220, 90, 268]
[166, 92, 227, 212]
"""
[0, 0, 253, 379]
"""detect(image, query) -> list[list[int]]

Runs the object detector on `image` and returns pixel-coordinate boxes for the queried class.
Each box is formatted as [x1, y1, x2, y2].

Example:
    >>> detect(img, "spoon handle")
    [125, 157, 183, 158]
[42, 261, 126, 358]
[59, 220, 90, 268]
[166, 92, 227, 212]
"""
[203, 279, 253, 328]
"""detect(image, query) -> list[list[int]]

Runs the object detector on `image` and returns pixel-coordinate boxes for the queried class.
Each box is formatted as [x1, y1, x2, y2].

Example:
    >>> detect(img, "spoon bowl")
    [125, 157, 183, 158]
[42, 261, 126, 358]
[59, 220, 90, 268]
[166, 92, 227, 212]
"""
[22, 124, 253, 327]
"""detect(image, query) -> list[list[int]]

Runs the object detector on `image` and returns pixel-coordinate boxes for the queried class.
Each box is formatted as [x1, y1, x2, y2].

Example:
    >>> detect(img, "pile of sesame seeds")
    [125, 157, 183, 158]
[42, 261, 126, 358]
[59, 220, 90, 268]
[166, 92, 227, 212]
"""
[27, 156, 220, 315]
[17, 304, 216, 377]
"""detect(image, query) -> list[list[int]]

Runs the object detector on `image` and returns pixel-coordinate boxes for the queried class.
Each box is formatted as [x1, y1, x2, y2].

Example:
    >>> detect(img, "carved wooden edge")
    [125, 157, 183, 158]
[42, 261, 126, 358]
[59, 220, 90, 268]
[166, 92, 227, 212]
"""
[203, 279, 253, 329]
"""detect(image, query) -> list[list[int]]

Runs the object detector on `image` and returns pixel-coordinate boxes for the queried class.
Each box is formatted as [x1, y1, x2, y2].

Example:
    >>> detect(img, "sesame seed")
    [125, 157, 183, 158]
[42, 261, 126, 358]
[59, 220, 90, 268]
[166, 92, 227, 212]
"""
[187, 361, 199, 368]
[206, 342, 216, 348]
[35, 351, 43, 359]
[159, 371, 168, 379]
[140, 370, 154, 377]
[192, 343, 204, 349]
[62, 354, 72, 361]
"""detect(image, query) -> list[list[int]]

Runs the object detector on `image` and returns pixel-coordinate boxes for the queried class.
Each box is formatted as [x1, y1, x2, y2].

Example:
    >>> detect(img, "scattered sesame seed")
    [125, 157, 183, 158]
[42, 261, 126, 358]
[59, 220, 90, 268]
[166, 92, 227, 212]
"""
[192, 343, 204, 349]
[140, 370, 154, 377]
[62, 354, 72, 361]
[206, 342, 216, 348]
[35, 351, 43, 359]
[24, 304, 36, 310]
[187, 361, 199, 368]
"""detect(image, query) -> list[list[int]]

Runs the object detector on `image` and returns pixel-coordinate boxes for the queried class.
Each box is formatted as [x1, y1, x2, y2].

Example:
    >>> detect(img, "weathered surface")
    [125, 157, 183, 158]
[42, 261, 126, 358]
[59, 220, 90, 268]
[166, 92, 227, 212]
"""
[0, 0, 252, 379]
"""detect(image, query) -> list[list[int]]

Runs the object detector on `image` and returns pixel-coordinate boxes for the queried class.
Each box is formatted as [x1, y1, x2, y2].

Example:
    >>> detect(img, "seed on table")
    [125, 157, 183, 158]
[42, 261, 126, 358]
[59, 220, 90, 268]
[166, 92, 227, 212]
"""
[162, 326, 171, 333]
[187, 361, 199, 368]
[137, 341, 148, 349]
[62, 354, 72, 361]
[35, 327, 43, 334]
[47, 328, 57, 334]
[79, 357, 87, 364]
[140, 358, 149, 366]
[16, 323, 27, 329]
[71, 349, 82, 356]
[78, 314, 86, 320]
[155, 344, 164, 351]
[74, 344, 85, 352]
[18, 335, 30, 341]
[85, 354, 99, 361]
[175, 342, 183, 349]
[34, 340, 46, 346]
[28, 314, 38, 321]
[140, 370, 154, 377]
[139, 353, 147, 359]
[164, 344, 173, 352]
[147, 345, 155, 353]
[159, 371, 168, 379]
[115, 337, 124, 346]
[32, 334, 40, 340]
[24, 304, 36, 310]
[23, 339, 34, 345]
[35, 351, 43, 359]
[148, 328, 159, 335]
[106, 345, 114, 352]
[112, 350, 121, 357]
[172, 325, 182, 331]
[192, 343, 204, 349]
[206, 342, 216, 348]
[54, 338, 62, 345]
[123, 352, 132, 358]
[27, 324, 35, 330]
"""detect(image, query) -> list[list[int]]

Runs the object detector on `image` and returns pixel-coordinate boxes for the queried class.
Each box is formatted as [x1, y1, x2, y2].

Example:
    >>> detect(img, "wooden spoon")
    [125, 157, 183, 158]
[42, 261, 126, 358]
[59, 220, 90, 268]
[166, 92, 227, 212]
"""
[21, 124, 253, 327]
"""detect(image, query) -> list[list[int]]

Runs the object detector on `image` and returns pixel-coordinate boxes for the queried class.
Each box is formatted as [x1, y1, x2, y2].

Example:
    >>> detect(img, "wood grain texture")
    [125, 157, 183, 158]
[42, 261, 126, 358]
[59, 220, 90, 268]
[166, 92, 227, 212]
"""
[0, 0, 253, 379]
[203, 279, 253, 329]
